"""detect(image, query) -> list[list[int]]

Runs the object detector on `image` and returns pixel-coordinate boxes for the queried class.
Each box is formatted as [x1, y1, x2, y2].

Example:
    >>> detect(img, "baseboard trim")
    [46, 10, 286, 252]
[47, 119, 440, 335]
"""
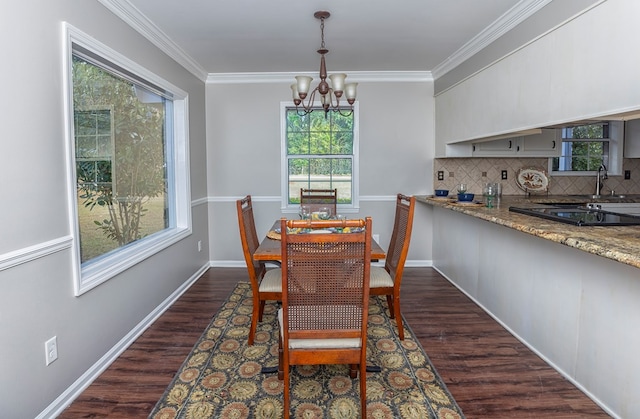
[36, 263, 210, 419]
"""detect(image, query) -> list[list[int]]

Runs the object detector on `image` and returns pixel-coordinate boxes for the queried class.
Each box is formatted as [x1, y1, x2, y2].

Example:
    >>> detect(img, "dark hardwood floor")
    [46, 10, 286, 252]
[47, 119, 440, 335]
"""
[59, 267, 610, 418]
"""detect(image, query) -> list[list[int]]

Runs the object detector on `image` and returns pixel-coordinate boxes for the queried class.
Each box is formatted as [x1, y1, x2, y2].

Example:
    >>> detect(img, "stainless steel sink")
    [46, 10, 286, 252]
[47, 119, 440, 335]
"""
[582, 194, 627, 199]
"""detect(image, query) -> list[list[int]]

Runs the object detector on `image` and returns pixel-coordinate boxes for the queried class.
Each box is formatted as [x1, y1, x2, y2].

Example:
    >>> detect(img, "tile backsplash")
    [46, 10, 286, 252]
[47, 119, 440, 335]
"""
[434, 157, 640, 195]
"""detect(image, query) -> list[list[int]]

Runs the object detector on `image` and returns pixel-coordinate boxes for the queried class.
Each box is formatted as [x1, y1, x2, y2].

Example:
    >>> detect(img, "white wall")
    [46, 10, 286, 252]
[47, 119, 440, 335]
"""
[0, 2, 208, 418]
[435, 0, 640, 152]
[432, 207, 640, 418]
[205, 80, 436, 265]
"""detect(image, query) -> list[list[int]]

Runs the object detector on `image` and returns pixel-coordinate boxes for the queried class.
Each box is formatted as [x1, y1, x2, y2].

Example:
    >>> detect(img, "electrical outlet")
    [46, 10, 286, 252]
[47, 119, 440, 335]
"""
[501, 170, 508, 180]
[625, 170, 631, 180]
[197, 240, 202, 252]
[437, 171, 444, 181]
[45, 336, 58, 366]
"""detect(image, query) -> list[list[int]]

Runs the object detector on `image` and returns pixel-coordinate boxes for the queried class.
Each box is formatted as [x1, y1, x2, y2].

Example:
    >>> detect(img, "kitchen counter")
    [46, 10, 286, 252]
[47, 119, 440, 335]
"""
[416, 194, 640, 269]
[421, 194, 640, 417]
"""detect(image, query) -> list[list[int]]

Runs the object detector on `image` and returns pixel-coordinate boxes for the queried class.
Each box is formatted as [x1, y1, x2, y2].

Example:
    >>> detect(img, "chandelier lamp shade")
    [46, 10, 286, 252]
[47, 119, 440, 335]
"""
[291, 11, 357, 116]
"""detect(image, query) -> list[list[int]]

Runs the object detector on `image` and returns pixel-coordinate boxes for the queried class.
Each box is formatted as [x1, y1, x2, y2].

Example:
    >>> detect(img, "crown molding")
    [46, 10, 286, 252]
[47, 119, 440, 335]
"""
[98, 0, 209, 81]
[99, 0, 548, 84]
[431, 0, 552, 79]
[206, 71, 433, 84]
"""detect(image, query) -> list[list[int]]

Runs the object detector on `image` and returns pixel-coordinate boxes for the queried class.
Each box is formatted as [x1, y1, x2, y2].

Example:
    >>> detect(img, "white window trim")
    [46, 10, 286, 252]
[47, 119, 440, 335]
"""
[63, 23, 192, 296]
[280, 101, 360, 213]
[548, 120, 623, 176]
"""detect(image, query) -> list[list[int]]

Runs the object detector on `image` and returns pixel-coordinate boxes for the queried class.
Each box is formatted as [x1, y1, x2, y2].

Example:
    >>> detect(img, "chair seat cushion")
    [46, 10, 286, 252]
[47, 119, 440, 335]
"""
[259, 268, 282, 292]
[370, 267, 394, 288]
[278, 309, 361, 349]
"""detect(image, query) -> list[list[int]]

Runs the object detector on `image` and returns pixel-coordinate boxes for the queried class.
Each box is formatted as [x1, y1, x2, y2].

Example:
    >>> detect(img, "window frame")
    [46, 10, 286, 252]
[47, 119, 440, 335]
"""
[549, 120, 623, 176]
[63, 23, 192, 296]
[280, 102, 360, 213]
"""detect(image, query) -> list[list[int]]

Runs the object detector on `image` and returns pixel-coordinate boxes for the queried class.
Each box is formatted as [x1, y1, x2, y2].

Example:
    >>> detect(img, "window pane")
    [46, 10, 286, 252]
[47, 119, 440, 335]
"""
[554, 123, 609, 173]
[287, 132, 309, 154]
[73, 55, 169, 263]
[310, 132, 329, 154]
[287, 157, 352, 204]
[333, 131, 353, 154]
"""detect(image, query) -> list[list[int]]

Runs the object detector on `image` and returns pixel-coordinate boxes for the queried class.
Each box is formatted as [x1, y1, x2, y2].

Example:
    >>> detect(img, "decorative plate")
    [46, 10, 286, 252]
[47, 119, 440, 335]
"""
[516, 167, 549, 193]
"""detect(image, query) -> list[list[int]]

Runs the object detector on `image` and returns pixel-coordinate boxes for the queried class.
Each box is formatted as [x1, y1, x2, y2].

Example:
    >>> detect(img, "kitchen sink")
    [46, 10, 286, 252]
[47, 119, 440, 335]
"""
[582, 194, 627, 199]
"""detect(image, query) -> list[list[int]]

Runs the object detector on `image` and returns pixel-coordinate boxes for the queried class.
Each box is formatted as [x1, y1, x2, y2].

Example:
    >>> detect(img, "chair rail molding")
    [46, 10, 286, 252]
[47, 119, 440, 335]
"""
[0, 236, 73, 272]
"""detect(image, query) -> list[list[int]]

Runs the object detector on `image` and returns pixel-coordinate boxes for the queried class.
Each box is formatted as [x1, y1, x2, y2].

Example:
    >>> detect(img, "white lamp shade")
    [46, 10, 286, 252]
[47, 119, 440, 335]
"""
[345, 83, 358, 100]
[290, 84, 300, 100]
[295, 76, 313, 95]
[329, 73, 346, 92]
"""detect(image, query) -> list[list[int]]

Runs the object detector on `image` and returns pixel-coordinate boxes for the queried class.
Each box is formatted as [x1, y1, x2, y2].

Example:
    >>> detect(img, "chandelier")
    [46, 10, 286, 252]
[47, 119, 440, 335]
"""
[290, 11, 357, 116]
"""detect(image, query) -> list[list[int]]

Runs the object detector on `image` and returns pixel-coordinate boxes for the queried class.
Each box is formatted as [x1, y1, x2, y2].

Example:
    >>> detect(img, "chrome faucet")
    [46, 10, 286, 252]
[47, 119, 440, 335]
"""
[595, 163, 608, 196]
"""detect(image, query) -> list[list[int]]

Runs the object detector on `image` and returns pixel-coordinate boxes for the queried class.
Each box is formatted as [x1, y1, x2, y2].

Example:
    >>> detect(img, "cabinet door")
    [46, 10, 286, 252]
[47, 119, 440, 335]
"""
[517, 129, 561, 157]
[624, 119, 640, 158]
[472, 137, 519, 156]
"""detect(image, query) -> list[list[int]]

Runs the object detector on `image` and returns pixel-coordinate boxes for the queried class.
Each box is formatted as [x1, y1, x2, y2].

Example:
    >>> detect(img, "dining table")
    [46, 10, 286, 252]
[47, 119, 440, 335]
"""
[253, 220, 386, 262]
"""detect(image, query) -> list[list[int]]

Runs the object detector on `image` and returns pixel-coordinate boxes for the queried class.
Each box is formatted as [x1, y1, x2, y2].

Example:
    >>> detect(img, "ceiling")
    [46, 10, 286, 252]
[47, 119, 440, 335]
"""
[103, 0, 546, 79]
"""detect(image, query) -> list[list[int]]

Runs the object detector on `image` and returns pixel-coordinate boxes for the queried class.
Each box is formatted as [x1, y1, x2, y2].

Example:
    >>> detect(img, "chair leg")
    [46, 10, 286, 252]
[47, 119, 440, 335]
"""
[359, 357, 367, 416]
[283, 347, 290, 418]
[258, 300, 266, 321]
[278, 334, 284, 380]
[386, 295, 394, 318]
[349, 364, 358, 379]
[393, 295, 404, 340]
[248, 302, 259, 346]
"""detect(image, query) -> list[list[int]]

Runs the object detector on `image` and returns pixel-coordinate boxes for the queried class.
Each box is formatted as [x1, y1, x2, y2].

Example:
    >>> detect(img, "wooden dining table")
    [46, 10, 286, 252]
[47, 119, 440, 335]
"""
[253, 220, 386, 262]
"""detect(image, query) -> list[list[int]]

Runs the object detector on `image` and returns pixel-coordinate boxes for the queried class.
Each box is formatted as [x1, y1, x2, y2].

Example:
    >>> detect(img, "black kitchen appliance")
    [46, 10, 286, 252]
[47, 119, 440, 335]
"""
[509, 206, 640, 226]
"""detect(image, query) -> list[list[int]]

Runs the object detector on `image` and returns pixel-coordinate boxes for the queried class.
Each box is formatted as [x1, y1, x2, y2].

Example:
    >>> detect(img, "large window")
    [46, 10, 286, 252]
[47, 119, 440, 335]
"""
[65, 25, 191, 295]
[282, 106, 359, 210]
[551, 123, 609, 172]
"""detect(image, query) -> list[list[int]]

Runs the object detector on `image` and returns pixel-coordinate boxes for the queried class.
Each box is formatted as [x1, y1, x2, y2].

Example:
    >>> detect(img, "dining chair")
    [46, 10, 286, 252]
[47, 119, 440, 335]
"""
[236, 195, 282, 346]
[300, 188, 338, 216]
[369, 193, 416, 340]
[278, 217, 372, 419]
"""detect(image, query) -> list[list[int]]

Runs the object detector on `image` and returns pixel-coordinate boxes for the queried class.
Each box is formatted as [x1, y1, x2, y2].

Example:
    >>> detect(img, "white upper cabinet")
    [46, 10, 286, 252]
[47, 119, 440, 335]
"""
[471, 129, 560, 157]
[472, 137, 518, 156]
[435, 1, 640, 158]
[516, 129, 561, 157]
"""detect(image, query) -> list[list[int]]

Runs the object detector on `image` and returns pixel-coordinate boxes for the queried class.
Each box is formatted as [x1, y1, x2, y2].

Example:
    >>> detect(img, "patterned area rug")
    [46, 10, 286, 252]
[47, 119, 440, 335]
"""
[149, 282, 464, 418]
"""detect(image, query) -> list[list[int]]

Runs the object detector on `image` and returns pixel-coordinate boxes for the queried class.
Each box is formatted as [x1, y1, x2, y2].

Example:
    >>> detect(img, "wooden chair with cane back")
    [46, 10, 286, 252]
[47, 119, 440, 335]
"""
[278, 217, 373, 418]
[236, 195, 282, 345]
[299, 188, 338, 216]
[369, 193, 416, 340]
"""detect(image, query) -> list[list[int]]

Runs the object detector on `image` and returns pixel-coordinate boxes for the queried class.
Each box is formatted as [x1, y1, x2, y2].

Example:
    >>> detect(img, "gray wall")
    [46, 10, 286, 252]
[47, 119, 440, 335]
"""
[0, 2, 208, 418]
[205, 81, 436, 266]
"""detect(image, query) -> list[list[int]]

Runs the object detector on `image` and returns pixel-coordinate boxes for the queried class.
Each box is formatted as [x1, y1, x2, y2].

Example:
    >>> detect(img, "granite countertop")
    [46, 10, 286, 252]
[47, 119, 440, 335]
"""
[416, 194, 640, 270]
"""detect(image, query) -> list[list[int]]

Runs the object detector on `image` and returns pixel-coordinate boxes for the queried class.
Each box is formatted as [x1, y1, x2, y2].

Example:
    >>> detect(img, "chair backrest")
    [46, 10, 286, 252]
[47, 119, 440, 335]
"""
[300, 188, 338, 216]
[236, 195, 265, 284]
[385, 194, 416, 282]
[280, 217, 372, 341]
